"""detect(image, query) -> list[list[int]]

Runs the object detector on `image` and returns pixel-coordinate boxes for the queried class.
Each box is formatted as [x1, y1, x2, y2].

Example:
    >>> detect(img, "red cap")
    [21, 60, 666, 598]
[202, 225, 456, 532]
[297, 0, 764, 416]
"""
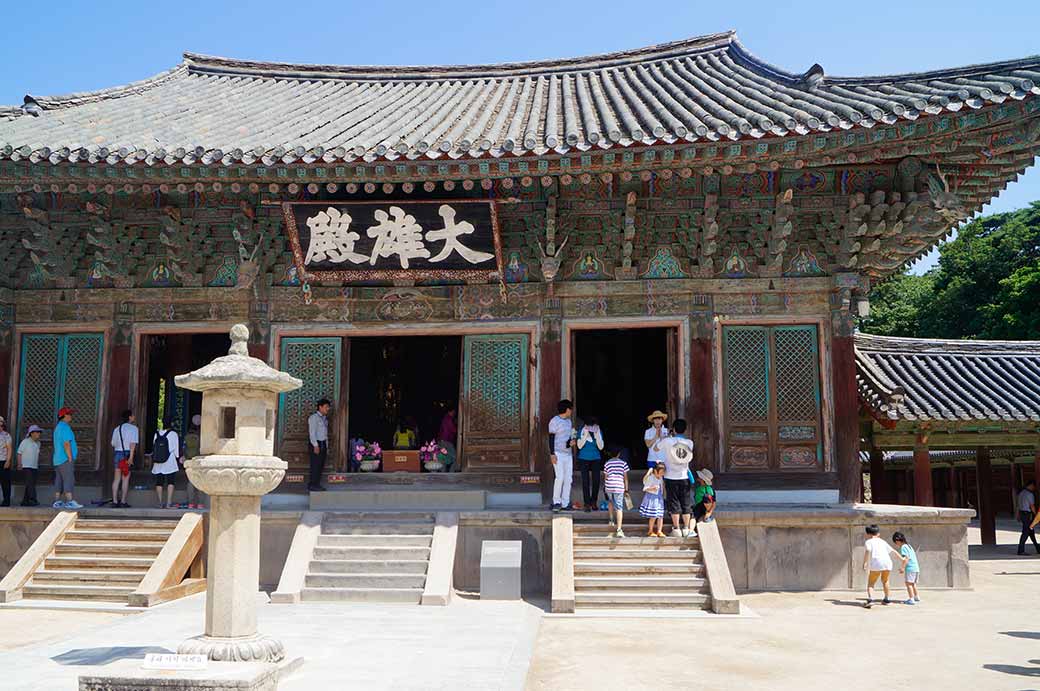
[57, 406, 76, 418]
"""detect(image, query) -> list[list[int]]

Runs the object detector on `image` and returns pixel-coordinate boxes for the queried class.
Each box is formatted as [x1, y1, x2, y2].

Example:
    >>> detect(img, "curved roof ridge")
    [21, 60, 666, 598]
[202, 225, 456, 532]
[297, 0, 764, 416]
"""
[182, 31, 739, 80]
[21, 63, 189, 113]
[855, 332, 1040, 355]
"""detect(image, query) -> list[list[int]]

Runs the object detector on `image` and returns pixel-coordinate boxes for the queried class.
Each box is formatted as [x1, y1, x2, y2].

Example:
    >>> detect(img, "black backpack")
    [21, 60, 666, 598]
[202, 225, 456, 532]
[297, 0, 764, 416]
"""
[154, 430, 172, 463]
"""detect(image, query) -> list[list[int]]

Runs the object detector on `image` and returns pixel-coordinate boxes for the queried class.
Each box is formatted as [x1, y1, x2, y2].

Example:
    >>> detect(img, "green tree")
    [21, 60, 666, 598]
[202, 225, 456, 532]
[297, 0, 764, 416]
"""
[864, 201, 1040, 339]
[860, 273, 934, 337]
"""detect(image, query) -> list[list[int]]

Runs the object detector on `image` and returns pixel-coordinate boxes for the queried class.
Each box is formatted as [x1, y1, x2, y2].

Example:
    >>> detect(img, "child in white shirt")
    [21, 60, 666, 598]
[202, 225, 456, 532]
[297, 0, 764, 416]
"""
[862, 524, 899, 608]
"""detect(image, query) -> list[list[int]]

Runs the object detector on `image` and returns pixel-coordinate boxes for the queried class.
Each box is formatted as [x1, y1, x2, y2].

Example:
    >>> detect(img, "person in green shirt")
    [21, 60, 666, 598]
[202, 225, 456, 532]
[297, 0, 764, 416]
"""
[689, 468, 716, 523]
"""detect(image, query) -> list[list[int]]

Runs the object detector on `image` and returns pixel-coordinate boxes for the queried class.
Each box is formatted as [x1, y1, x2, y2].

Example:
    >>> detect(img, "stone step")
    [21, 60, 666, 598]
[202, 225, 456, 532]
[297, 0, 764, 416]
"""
[320, 523, 435, 536]
[307, 559, 429, 575]
[316, 535, 432, 548]
[573, 536, 701, 547]
[73, 519, 181, 530]
[64, 529, 176, 542]
[574, 576, 708, 591]
[44, 556, 155, 571]
[311, 546, 431, 561]
[573, 562, 705, 576]
[22, 583, 136, 602]
[305, 573, 427, 589]
[573, 548, 701, 560]
[32, 569, 147, 585]
[54, 542, 165, 557]
[574, 591, 712, 608]
[299, 587, 423, 604]
[323, 512, 436, 523]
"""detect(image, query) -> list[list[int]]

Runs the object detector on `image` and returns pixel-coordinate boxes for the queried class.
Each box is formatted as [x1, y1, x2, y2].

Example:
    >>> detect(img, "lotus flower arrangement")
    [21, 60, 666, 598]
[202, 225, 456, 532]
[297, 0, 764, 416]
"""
[419, 440, 450, 471]
[354, 440, 382, 472]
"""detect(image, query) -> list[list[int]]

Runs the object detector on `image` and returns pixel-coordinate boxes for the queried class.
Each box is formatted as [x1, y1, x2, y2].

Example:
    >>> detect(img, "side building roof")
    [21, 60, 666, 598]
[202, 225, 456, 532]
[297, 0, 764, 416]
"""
[855, 332, 1040, 424]
[1, 31, 1038, 167]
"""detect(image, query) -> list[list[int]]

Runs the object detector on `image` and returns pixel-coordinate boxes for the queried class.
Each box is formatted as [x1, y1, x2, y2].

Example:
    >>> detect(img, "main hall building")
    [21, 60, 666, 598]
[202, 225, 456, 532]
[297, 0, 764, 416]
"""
[1, 32, 1038, 507]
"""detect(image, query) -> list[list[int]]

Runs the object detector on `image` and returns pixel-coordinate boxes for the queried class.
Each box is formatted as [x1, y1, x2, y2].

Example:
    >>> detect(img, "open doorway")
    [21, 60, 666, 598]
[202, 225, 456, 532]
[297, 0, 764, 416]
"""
[347, 335, 462, 452]
[572, 328, 674, 468]
[141, 333, 231, 453]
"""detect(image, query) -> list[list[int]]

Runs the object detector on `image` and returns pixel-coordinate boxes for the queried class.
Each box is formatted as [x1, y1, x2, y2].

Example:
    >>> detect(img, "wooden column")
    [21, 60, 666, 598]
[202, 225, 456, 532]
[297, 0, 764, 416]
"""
[690, 316, 716, 473]
[977, 446, 996, 546]
[102, 341, 132, 499]
[537, 312, 562, 481]
[947, 466, 959, 507]
[1034, 444, 1040, 497]
[913, 429, 933, 506]
[831, 335, 860, 502]
[868, 445, 886, 504]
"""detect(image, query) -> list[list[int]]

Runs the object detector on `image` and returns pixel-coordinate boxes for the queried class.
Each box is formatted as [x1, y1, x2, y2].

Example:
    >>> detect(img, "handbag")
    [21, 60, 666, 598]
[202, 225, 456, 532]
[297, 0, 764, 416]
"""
[623, 492, 634, 511]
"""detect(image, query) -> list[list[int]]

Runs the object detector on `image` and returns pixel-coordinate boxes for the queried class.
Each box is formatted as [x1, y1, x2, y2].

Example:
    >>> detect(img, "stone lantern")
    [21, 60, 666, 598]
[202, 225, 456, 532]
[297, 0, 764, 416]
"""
[174, 323, 301, 663]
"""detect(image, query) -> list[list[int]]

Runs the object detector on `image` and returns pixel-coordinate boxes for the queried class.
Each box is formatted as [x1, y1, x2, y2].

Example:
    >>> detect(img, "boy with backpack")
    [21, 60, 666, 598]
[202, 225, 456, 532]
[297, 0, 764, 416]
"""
[151, 417, 180, 509]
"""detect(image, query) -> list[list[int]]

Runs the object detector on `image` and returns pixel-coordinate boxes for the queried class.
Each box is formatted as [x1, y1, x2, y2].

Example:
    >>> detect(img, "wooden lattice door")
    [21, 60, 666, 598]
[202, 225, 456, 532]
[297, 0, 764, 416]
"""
[17, 333, 104, 470]
[721, 325, 822, 472]
[461, 334, 529, 471]
[277, 337, 342, 474]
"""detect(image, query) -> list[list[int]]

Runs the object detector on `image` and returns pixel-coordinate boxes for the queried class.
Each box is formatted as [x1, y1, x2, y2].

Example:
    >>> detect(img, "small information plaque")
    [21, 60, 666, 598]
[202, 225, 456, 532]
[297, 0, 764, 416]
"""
[142, 653, 209, 671]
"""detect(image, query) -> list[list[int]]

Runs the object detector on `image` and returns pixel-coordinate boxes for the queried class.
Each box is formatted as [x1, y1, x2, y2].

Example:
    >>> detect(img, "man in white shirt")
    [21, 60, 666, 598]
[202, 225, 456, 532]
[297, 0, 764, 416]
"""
[661, 419, 695, 538]
[308, 398, 331, 492]
[1017, 480, 1040, 555]
[548, 399, 575, 512]
[110, 409, 139, 508]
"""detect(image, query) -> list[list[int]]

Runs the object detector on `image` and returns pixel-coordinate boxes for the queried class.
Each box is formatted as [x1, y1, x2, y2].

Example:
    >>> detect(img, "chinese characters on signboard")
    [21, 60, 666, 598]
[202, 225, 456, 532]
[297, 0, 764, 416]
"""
[282, 200, 502, 281]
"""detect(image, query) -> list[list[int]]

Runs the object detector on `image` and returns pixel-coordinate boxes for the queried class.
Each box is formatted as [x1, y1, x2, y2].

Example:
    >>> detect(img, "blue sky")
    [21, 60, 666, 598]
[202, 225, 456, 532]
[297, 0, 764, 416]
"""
[2, 0, 1037, 274]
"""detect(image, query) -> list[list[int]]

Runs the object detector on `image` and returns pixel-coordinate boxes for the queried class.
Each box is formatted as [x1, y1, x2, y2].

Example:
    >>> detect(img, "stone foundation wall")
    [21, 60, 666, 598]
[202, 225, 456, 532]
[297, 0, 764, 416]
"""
[454, 513, 553, 596]
[717, 504, 973, 591]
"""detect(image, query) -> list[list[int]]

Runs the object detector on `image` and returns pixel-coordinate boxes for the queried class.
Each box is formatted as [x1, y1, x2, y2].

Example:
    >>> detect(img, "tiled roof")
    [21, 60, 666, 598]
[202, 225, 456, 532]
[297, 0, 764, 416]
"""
[1, 32, 1039, 166]
[855, 333, 1040, 423]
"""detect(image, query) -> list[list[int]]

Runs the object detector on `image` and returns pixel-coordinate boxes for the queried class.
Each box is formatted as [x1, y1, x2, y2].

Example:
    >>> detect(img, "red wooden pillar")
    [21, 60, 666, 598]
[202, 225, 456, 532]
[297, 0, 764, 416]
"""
[947, 466, 959, 507]
[1033, 445, 1040, 499]
[913, 430, 933, 506]
[868, 445, 886, 504]
[977, 446, 996, 546]
[537, 314, 562, 480]
[690, 325, 715, 473]
[102, 341, 132, 499]
[831, 335, 860, 503]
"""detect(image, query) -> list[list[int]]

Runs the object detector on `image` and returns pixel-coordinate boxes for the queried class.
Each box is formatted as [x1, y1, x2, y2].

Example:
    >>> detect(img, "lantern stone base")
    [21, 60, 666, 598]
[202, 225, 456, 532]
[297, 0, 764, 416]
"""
[79, 661, 279, 691]
[178, 632, 286, 664]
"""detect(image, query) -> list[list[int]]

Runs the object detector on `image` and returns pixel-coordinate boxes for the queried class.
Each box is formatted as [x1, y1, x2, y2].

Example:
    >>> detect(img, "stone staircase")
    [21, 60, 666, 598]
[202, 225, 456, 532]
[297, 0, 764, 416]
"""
[24, 518, 181, 603]
[300, 513, 434, 603]
[571, 520, 711, 611]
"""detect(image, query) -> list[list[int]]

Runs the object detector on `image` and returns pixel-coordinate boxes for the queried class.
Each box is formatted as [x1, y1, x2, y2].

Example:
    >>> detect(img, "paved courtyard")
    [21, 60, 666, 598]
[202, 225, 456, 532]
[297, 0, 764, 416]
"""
[0, 520, 1036, 690]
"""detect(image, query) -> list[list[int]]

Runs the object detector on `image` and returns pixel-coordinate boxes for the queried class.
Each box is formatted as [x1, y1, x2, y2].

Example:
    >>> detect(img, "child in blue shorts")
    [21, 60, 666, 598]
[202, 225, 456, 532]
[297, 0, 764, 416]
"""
[893, 532, 921, 605]
[602, 449, 629, 538]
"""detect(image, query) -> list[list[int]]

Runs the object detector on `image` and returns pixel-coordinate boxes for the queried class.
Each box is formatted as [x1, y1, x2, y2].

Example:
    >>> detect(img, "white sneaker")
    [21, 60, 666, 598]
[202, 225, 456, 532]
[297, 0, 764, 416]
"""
[671, 528, 682, 538]
[615, 529, 625, 538]
[52, 500, 66, 509]
[64, 500, 83, 510]
[680, 528, 689, 538]
[688, 528, 698, 537]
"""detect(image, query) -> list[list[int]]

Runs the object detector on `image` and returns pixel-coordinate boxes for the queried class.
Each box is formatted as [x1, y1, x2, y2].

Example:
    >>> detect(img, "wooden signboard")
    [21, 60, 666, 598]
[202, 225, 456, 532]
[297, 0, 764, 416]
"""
[282, 199, 503, 282]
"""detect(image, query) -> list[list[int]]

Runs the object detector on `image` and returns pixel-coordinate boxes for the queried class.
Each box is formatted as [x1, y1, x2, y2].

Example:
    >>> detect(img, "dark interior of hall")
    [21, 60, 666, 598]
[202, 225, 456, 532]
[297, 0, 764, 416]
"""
[143, 332, 231, 453]
[347, 335, 462, 450]
[573, 328, 671, 468]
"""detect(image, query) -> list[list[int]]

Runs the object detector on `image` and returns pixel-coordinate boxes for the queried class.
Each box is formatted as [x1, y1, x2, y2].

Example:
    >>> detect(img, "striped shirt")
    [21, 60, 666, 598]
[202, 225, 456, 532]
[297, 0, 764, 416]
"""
[603, 458, 629, 493]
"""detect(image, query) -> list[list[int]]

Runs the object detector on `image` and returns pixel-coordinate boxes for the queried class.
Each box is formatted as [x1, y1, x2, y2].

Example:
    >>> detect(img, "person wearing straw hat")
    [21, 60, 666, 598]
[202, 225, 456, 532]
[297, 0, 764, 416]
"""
[17, 424, 43, 506]
[644, 410, 670, 469]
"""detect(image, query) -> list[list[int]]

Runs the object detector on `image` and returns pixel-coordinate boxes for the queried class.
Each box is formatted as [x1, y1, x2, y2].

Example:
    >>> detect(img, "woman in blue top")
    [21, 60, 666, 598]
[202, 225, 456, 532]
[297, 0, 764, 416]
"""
[576, 416, 605, 512]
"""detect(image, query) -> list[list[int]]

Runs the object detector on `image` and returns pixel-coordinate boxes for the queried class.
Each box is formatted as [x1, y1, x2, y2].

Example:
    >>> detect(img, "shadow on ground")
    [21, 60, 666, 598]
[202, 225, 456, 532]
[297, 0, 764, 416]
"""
[1001, 632, 1040, 641]
[824, 598, 865, 608]
[52, 646, 173, 666]
[982, 660, 1040, 678]
[969, 545, 1040, 561]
